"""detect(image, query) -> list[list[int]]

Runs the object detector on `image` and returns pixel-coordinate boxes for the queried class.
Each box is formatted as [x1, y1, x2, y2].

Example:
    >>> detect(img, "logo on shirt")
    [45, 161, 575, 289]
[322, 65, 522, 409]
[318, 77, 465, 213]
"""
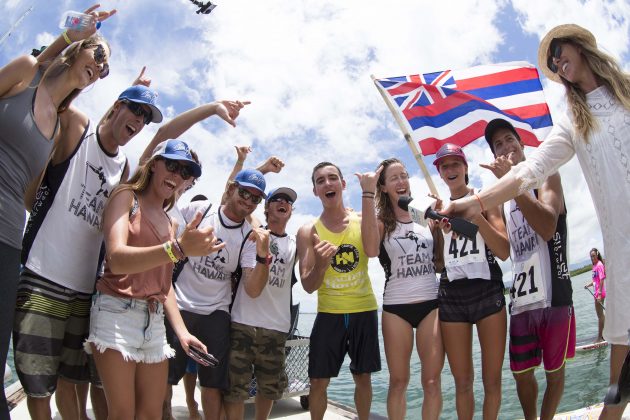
[67, 161, 112, 228]
[331, 244, 359, 273]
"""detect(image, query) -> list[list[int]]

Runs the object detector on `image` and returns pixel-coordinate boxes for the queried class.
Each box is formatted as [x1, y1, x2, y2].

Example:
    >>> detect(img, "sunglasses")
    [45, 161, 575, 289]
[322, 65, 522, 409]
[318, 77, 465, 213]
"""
[123, 100, 153, 125]
[91, 44, 109, 79]
[546, 39, 563, 74]
[237, 187, 263, 204]
[162, 158, 194, 180]
[268, 196, 294, 205]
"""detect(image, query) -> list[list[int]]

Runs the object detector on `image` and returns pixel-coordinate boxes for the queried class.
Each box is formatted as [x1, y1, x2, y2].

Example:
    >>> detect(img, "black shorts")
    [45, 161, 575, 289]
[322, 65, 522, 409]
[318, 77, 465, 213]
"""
[438, 278, 505, 323]
[383, 300, 438, 328]
[166, 309, 230, 389]
[308, 311, 381, 378]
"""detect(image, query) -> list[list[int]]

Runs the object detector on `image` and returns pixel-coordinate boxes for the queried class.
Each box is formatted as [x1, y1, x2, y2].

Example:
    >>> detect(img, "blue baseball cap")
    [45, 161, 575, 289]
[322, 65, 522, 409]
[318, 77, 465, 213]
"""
[266, 187, 297, 204]
[150, 140, 202, 177]
[234, 168, 266, 197]
[117, 85, 163, 123]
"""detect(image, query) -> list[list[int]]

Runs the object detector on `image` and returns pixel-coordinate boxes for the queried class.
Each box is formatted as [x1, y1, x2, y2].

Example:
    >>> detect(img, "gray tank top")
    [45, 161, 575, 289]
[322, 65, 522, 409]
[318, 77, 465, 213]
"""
[0, 69, 58, 249]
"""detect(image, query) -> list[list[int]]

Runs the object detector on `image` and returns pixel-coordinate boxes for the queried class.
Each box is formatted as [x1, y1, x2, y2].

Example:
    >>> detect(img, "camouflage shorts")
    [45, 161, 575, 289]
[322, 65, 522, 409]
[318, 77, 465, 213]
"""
[224, 322, 288, 402]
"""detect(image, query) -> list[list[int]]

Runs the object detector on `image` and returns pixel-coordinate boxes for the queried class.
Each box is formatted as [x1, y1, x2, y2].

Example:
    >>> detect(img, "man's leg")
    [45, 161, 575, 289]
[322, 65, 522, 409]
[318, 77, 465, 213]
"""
[55, 378, 81, 420]
[513, 370, 538, 420]
[540, 367, 565, 420]
[183, 370, 201, 419]
[90, 384, 108, 420]
[308, 377, 330, 420]
[352, 373, 372, 420]
[254, 395, 274, 420]
[201, 387, 223, 420]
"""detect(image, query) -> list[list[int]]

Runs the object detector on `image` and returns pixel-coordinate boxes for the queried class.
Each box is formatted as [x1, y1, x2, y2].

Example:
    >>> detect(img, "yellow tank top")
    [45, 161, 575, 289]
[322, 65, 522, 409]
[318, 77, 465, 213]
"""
[314, 212, 377, 313]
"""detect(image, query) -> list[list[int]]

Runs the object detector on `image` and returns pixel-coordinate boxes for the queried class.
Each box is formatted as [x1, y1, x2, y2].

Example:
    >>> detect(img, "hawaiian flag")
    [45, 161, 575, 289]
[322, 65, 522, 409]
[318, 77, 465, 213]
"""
[374, 62, 552, 155]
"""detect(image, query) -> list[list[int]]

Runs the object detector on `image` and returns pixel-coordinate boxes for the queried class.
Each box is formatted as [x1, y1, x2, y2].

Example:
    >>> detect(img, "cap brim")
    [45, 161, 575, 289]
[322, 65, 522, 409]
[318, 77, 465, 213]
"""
[159, 153, 202, 177]
[267, 187, 297, 203]
[124, 98, 163, 123]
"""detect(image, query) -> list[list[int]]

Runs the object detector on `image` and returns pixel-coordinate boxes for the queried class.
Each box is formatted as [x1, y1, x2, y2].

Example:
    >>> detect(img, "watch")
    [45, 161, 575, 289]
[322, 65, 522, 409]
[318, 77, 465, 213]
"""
[256, 254, 272, 266]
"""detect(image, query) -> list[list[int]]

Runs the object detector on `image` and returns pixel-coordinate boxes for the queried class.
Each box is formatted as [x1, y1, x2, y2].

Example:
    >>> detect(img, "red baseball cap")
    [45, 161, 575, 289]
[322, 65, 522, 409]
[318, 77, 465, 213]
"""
[432, 143, 467, 167]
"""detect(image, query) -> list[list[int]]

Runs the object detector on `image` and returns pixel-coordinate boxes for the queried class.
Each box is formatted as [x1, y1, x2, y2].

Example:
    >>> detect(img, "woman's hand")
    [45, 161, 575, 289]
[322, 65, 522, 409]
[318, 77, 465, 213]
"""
[66, 4, 117, 42]
[131, 66, 151, 87]
[354, 165, 383, 194]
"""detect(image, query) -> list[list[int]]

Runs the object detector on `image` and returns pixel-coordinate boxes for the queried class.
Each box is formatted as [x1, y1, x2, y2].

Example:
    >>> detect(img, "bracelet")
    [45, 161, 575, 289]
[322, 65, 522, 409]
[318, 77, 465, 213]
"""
[173, 238, 186, 259]
[362, 191, 375, 195]
[163, 241, 179, 263]
[62, 30, 72, 46]
[362, 194, 375, 199]
[474, 194, 485, 213]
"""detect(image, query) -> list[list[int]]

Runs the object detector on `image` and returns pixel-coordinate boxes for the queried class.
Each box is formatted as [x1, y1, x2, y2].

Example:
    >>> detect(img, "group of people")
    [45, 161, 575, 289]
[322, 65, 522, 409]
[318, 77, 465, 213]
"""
[0, 5, 629, 420]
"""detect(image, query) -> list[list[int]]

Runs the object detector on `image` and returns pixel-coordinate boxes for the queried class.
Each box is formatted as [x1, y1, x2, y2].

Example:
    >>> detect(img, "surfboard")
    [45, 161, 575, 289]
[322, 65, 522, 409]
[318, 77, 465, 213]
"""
[576, 337, 608, 352]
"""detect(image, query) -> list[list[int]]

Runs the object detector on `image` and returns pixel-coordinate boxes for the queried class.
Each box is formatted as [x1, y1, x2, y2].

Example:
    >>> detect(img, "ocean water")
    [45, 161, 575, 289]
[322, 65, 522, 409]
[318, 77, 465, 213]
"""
[296, 272, 612, 419]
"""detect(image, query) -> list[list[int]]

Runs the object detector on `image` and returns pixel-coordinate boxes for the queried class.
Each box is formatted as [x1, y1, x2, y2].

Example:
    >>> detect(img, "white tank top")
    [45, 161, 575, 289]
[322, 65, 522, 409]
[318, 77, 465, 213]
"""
[231, 232, 296, 333]
[175, 203, 255, 315]
[442, 190, 502, 283]
[505, 192, 571, 314]
[22, 124, 127, 293]
[379, 221, 438, 305]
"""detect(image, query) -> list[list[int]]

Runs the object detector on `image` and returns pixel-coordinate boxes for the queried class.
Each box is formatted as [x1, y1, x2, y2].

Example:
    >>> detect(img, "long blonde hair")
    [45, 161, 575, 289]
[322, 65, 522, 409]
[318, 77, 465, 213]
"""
[42, 33, 110, 113]
[559, 38, 630, 140]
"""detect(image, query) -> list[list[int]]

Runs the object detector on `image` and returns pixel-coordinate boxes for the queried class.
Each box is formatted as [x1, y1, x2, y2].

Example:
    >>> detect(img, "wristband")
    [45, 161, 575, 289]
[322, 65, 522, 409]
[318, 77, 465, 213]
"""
[62, 30, 72, 46]
[362, 194, 375, 199]
[474, 194, 485, 213]
[163, 241, 179, 263]
[173, 238, 186, 259]
[256, 254, 272, 266]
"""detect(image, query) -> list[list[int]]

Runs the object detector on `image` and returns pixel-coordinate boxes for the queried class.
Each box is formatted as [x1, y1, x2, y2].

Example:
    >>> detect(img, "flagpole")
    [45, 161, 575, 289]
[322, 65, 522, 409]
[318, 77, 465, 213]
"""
[371, 75, 439, 197]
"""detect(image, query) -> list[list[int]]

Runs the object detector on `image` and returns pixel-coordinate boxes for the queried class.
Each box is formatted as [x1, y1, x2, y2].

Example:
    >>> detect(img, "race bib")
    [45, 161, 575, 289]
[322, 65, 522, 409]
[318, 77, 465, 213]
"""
[444, 231, 486, 269]
[510, 252, 546, 308]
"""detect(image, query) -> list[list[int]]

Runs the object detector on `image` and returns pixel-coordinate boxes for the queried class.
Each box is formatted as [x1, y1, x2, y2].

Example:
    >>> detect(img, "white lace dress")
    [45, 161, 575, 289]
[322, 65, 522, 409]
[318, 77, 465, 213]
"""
[511, 85, 630, 345]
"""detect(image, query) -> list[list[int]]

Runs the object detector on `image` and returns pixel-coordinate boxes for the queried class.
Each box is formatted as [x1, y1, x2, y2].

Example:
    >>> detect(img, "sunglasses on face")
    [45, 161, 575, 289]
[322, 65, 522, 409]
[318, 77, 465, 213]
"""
[546, 39, 563, 74]
[123, 100, 153, 125]
[90, 44, 109, 79]
[268, 196, 294, 205]
[237, 187, 263, 204]
[162, 159, 194, 180]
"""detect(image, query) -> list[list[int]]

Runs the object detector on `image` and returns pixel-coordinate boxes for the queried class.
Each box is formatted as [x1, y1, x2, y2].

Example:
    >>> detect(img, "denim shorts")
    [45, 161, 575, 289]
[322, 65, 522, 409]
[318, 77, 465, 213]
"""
[84, 293, 175, 363]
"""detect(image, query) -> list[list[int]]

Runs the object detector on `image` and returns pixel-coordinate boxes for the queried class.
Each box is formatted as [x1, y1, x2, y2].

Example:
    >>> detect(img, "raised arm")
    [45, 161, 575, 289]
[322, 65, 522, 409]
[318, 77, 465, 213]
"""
[297, 224, 338, 293]
[140, 100, 250, 165]
[36, 4, 116, 64]
[354, 166, 383, 257]
[444, 121, 576, 221]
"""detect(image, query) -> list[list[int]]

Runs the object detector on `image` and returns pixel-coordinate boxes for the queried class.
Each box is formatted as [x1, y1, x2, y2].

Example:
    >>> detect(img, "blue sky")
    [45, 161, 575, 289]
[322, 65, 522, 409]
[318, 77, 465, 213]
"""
[2, 0, 629, 311]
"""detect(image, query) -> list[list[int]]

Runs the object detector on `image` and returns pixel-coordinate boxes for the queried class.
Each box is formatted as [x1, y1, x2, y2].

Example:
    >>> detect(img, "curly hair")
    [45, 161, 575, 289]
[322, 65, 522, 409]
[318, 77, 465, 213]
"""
[557, 38, 630, 141]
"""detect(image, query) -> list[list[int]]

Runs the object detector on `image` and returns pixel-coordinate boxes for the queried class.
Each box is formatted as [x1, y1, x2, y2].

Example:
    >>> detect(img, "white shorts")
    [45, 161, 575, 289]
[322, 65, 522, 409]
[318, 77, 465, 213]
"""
[84, 293, 175, 363]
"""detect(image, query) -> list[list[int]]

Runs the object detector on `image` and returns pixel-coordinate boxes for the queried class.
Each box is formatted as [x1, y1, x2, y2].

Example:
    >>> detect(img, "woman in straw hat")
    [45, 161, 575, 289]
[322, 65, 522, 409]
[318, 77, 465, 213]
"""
[443, 23, 630, 419]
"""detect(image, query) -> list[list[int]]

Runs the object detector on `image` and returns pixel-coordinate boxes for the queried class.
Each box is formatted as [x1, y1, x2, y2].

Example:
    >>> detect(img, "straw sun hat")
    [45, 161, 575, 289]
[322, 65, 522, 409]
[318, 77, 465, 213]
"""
[537, 23, 597, 83]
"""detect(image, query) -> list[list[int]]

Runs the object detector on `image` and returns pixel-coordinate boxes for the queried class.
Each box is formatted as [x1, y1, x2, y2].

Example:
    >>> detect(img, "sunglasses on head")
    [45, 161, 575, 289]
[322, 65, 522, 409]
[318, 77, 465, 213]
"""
[88, 44, 109, 79]
[546, 39, 564, 74]
[268, 195, 294, 205]
[162, 158, 194, 180]
[237, 187, 263, 204]
[123, 100, 153, 125]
